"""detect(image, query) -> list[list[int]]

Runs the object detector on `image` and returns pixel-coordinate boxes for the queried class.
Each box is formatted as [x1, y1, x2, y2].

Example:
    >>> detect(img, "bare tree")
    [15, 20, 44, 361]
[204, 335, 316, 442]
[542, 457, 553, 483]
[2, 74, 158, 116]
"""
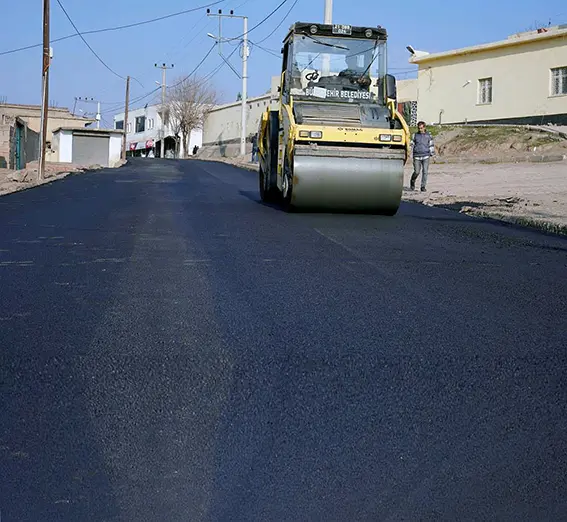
[166, 76, 217, 158]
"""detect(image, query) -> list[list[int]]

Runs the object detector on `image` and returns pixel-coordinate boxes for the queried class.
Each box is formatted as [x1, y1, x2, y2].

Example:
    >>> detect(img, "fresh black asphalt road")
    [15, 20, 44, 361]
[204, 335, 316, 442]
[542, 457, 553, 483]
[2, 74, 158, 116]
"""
[1, 158, 566, 522]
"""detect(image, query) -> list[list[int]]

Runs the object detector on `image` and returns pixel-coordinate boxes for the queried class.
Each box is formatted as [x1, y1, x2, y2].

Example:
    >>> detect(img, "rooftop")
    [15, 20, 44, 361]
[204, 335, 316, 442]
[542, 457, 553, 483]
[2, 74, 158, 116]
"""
[409, 24, 567, 65]
[53, 126, 123, 134]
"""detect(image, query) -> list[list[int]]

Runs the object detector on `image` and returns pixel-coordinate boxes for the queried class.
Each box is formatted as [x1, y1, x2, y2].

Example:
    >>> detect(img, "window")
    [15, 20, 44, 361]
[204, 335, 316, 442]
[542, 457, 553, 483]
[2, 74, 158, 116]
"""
[135, 116, 146, 133]
[551, 67, 567, 96]
[115, 120, 124, 130]
[126, 123, 132, 133]
[478, 78, 492, 104]
[147, 118, 154, 130]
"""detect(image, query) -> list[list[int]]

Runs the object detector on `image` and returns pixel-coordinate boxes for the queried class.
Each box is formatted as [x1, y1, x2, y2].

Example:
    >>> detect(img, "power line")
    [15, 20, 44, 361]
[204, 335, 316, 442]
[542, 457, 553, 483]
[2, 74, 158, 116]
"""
[254, 0, 298, 44]
[168, 43, 217, 90]
[202, 46, 239, 82]
[55, 0, 126, 81]
[102, 43, 216, 114]
[0, 0, 228, 57]
[249, 41, 280, 58]
[227, 0, 292, 41]
[101, 87, 160, 115]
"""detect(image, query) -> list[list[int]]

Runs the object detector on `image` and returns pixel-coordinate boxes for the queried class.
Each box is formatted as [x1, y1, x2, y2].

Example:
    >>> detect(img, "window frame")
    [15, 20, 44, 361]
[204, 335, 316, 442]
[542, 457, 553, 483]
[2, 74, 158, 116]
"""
[477, 77, 493, 105]
[135, 115, 146, 134]
[550, 66, 567, 97]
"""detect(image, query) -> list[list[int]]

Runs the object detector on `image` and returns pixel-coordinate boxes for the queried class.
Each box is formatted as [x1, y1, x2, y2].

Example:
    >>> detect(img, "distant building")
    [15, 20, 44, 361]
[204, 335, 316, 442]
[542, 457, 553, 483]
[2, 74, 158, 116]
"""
[113, 104, 202, 158]
[0, 103, 94, 143]
[410, 25, 567, 125]
[0, 103, 93, 169]
[396, 79, 418, 127]
[52, 127, 123, 168]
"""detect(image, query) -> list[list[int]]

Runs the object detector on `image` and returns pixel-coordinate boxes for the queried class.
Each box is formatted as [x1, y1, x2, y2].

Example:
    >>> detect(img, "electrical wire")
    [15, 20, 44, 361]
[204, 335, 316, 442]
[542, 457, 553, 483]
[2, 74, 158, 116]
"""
[201, 46, 240, 82]
[168, 43, 217, 89]
[101, 87, 161, 115]
[249, 41, 280, 58]
[0, 0, 227, 57]
[226, 0, 292, 41]
[101, 42, 219, 114]
[55, 0, 126, 82]
[254, 0, 298, 44]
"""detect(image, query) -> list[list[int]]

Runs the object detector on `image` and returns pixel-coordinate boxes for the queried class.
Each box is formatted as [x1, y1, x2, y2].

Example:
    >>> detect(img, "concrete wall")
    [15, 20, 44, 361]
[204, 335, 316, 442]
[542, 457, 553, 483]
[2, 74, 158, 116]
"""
[55, 130, 73, 163]
[203, 95, 272, 143]
[0, 124, 10, 168]
[415, 35, 567, 125]
[20, 122, 40, 167]
[109, 134, 122, 166]
[0, 120, 40, 169]
[397, 79, 417, 103]
[0, 105, 94, 142]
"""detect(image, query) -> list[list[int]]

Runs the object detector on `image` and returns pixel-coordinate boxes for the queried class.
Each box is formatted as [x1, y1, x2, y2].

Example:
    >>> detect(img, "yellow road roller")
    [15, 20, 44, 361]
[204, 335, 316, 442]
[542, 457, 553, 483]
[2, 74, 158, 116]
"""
[257, 21, 411, 214]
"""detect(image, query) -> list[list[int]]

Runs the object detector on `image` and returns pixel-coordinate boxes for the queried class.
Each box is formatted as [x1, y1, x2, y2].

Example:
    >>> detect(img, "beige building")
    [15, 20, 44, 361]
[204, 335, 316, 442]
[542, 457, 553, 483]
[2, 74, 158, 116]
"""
[0, 103, 94, 144]
[0, 103, 95, 168]
[410, 25, 567, 125]
[201, 77, 280, 158]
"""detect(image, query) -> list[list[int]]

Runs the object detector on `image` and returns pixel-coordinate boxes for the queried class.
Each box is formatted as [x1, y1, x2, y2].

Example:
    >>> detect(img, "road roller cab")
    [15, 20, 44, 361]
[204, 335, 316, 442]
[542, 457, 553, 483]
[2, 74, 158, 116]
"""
[258, 21, 411, 214]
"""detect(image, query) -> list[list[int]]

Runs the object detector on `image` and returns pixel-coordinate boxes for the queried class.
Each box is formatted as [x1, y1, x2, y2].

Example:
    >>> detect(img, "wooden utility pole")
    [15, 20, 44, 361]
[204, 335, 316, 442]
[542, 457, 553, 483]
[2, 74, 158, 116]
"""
[38, 0, 50, 180]
[122, 76, 130, 160]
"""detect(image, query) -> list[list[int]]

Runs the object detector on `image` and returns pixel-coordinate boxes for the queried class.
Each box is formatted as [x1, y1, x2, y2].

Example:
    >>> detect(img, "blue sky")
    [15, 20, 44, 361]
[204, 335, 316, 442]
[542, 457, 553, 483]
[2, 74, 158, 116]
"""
[1, 0, 565, 125]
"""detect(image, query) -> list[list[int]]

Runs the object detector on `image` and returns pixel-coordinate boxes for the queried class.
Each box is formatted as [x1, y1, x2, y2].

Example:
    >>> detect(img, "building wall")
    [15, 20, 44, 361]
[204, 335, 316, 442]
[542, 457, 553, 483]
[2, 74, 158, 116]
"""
[109, 135, 122, 166]
[53, 129, 123, 166]
[19, 121, 40, 168]
[202, 94, 272, 156]
[396, 79, 417, 103]
[56, 130, 73, 163]
[416, 35, 567, 125]
[0, 120, 40, 169]
[0, 124, 10, 168]
[113, 104, 203, 157]
[0, 105, 94, 142]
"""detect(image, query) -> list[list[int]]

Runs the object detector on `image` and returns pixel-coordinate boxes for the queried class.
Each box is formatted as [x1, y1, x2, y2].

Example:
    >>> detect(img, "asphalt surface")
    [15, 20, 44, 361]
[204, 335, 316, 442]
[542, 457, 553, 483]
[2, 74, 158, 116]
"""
[1, 158, 566, 522]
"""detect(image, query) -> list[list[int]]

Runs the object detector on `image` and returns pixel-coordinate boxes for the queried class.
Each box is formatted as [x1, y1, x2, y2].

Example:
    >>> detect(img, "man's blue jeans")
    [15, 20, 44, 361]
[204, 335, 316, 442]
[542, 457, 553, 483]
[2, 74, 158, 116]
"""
[411, 157, 430, 189]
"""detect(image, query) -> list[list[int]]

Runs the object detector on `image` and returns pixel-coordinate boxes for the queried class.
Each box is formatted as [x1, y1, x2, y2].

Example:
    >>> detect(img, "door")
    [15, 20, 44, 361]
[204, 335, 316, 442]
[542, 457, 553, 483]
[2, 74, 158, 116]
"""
[72, 133, 110, 167]
[15, 123, 23, 170]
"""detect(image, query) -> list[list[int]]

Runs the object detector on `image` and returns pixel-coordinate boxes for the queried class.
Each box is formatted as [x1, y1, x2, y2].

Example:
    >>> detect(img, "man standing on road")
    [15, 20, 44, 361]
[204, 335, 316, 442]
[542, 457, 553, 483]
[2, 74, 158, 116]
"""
[250, 134, 259, 163]
[410, 121, 435, 192]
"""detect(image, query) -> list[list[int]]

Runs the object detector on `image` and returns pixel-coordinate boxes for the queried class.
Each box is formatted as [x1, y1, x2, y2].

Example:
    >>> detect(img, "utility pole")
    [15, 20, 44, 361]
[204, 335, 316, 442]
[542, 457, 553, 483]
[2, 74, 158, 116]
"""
[75, 97, 101, 127]
[206, 9, 249, 157]
[38, 0, 50, 181]
[324, 0, 333, 23]
[241, 16, 248, 157]
[122, 76, 130, 160]
[155, 63, 174, 158]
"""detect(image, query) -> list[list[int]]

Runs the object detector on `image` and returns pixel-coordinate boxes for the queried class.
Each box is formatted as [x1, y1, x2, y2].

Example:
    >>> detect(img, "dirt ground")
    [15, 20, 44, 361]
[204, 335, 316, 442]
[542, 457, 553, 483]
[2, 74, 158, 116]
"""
[420, 125, 567, 162]
[403, 161, 567, 233]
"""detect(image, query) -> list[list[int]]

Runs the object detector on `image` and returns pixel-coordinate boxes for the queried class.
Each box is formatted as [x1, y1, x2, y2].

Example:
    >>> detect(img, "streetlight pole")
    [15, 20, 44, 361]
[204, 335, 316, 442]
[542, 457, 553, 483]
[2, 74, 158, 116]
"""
[121, 76, 130, 160]
[155, 63, 174, 158]
[206, 9, 248, 157]
[240, 16, 248, 157]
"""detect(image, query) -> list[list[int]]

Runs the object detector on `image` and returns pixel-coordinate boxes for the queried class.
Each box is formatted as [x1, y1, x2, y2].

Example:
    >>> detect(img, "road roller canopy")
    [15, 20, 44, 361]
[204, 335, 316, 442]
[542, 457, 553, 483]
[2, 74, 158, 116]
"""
[283, 22, 389, 105]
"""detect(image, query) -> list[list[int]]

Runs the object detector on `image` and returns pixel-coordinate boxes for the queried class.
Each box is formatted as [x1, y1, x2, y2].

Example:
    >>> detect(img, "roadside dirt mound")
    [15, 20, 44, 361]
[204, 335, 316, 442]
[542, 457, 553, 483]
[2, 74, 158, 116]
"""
[431, 126, 567, 160]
